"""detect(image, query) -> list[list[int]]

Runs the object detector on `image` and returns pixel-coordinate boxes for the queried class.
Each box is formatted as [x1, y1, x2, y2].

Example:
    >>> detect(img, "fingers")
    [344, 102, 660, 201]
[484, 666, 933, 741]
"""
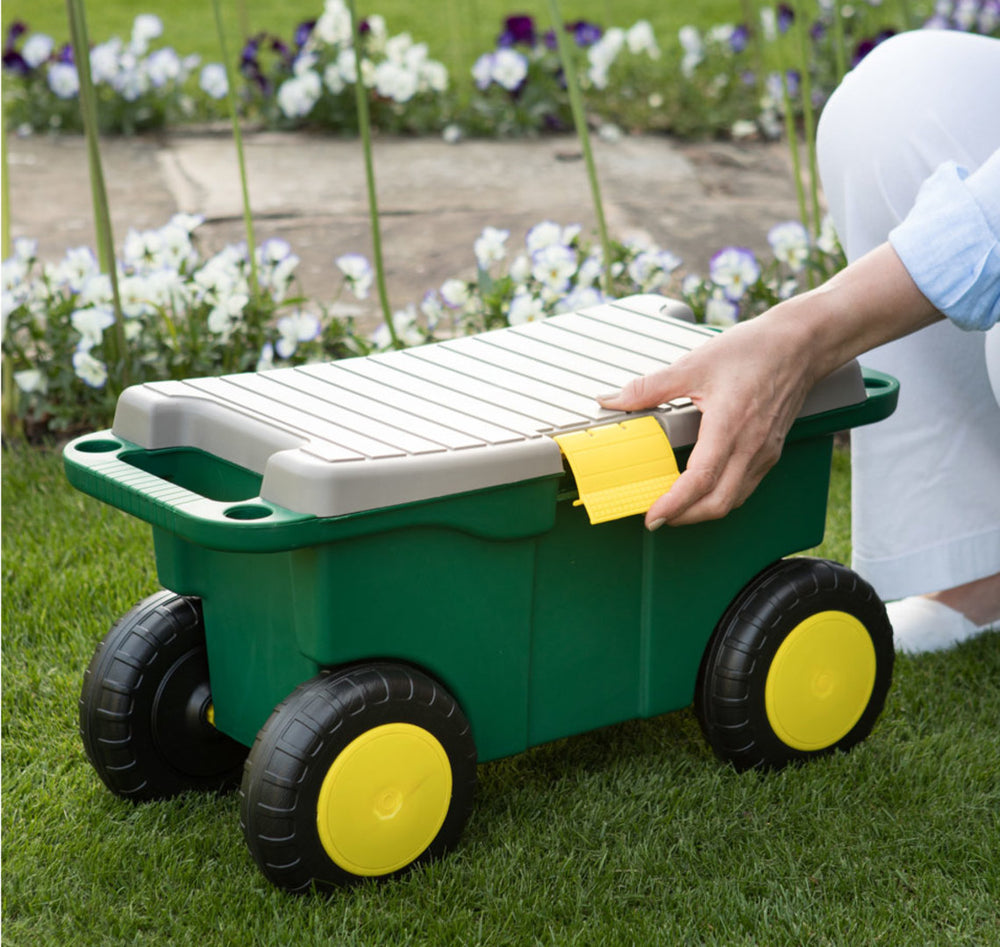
[643, 414, 784, 528]
[596, 364, 686, 412]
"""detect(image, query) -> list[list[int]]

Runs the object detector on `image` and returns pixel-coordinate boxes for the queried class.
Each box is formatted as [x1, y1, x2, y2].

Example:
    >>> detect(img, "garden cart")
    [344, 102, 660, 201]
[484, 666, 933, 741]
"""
[65, 294, 899, 892]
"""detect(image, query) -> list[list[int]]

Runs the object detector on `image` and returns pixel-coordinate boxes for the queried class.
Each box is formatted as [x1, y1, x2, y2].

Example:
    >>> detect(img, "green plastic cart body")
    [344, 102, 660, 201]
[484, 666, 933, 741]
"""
[65, 295, 897, 762]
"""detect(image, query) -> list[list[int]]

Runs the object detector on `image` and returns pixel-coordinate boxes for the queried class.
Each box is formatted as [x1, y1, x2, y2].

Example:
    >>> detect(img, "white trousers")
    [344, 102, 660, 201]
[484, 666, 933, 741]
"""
[816, 30, 1000, 600]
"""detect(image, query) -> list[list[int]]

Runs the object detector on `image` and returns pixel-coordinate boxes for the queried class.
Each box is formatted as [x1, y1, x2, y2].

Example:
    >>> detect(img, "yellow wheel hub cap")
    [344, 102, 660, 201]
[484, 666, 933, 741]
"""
[316, 723, 452, 876]
[765, 610, 876, 751]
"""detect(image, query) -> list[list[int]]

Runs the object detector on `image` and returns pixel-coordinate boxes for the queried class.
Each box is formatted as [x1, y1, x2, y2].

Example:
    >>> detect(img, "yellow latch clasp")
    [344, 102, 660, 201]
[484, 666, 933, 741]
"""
[553, 416, 680, 525]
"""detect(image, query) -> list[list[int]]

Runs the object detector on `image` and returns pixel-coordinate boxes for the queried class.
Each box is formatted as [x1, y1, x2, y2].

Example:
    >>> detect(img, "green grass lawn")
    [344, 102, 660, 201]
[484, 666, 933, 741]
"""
[2, 1, 745, 78]
[3, 444, 999, 946]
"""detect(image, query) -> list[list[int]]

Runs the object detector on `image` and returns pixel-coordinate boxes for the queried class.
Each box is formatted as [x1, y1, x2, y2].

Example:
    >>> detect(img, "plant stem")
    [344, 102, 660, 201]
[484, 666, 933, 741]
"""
[1, 110, 11, 260]
[792, 1, 821, 240]
[66, 0, 129, 390]
[830, 0, 848, 84]
[347, 0, 398, 346]
[547, 0, 613, 297]
[211, 0, 260, 299]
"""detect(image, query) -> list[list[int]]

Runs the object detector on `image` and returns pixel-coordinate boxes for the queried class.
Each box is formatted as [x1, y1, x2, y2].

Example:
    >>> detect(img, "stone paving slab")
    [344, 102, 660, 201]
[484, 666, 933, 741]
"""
[7, 131, 804, 327]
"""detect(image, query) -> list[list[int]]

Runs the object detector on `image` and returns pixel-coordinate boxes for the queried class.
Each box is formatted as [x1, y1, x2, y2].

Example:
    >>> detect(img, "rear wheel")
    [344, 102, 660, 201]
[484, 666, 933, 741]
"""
[79, 590, 248, 801]
[696, 557, 894, 771]
[240, 663, 477, 892]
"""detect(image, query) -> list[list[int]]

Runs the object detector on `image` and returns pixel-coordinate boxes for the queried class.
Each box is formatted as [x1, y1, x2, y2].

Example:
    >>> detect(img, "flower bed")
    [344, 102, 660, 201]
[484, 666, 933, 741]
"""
[1, 214, 844, 437]
[4, 2, 995, 139]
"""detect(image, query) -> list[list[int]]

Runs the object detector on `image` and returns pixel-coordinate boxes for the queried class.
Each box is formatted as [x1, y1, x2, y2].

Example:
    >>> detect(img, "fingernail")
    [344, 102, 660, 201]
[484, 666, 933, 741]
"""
[596, 392, 620, 402]
[647, 518, 666, 532]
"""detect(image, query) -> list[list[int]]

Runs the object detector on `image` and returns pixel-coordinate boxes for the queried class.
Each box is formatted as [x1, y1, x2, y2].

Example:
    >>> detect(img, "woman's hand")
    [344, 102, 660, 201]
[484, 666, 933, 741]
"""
[597, 243, 941, 529]
[598, 312, 813, 527]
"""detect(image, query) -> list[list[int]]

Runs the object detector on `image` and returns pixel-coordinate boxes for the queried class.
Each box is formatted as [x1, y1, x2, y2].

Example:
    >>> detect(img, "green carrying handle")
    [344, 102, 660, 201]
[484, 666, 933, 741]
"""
[63, 433, 315, 551]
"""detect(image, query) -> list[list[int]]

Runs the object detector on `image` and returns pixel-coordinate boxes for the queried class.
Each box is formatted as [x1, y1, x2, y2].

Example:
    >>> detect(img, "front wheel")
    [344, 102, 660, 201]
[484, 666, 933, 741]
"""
[240, 663, 477, 892]
[696, 557, 894, 771]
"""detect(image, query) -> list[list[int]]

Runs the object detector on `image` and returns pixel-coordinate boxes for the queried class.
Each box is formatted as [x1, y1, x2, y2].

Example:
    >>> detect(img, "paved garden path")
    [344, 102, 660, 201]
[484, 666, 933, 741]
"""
[8, 131, 804, 328]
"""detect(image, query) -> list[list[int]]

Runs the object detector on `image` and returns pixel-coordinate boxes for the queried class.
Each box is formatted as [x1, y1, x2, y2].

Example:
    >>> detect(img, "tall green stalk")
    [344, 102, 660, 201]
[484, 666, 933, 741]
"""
[211, 0, 259, 298]
[547, 0, 613, 297]
[346, 0, 398, 346]
[1, 114, 11, 260]
[66, 0, 129, 390]
[830, 0, 848, 84]
[792, 1, 821, 238]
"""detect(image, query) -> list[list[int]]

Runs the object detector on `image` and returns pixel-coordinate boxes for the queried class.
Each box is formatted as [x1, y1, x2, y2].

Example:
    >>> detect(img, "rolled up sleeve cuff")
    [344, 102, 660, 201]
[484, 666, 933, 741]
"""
[889, 158, 1000, 332]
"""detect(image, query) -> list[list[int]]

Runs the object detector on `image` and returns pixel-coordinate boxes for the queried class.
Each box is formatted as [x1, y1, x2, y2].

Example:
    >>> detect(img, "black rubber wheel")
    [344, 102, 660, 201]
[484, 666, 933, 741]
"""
[240, 663, 477, 892]
[79, 590, 248, 801]
[695, 557, 893, 771]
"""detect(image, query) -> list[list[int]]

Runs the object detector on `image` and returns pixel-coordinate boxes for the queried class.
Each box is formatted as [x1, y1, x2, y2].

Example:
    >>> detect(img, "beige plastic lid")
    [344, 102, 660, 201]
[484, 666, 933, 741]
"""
[112, 295, 866, 517]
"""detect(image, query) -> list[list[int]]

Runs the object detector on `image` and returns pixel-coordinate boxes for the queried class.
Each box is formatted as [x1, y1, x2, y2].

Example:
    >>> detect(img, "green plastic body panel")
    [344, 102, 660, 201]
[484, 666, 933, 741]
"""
[64, 369, 898, 761]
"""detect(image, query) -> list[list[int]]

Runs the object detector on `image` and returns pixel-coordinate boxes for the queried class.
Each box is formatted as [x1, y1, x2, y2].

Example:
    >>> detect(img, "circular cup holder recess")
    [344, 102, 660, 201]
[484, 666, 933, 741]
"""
[223, 504, 273, 521]
[75, 438, 122, 454]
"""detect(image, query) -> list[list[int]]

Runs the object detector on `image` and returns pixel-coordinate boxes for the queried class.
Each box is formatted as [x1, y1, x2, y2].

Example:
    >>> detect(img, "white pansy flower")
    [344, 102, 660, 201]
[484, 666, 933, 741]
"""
[118, 274, 155, 318]
[532, 244, 577, 294]
[626, 21, 659, 57]
[169, 212, 205, 234]
[323, 63, 346, 94]
[491, 48, 528, 92]
[555, 286, 604, 315]
[275, 310, 322, 358]
[207, 293, 249, 336]
[277, 71, 322, 118]
[130, 14, 164, 55]
[22, 34, 54, 69]
[73, 350, 109, 388]
[71, 306, 115, 349]
[57, 247, 99, 291]
[678, 25, 704, 76]
[472, 53, 495, 91]
[440, 278, 470, 309]
[199, 63, 229, 99]
[525, 221, 572, 254]
[373, 305, 423, 349]
[817, 215, 841, 255]
[257, 343, 276, 373]
[78, 273, 113, 308]
[705, 292, 739, 326]
[13, 238, 37, 263]
[709, 246, 761, 301]
[47, 62, 79, 99]
[576, 254, 604, 289]
[314, 0, 352, 46]
[146, 48, 181, 88]
[474, 227, 509, 268]
[373, 61, 419, 103]
[509, 253, 532, 285]
[293, 51, 319, 78]
[336, 253, 373, 300]
[420, 60, 448, 93]
[508, 291, 547, 326]
[419, 291, 444, 330]
[14, 369, 47, 394]
[767, 221, 810, 273]
[90, 40, 122, 84]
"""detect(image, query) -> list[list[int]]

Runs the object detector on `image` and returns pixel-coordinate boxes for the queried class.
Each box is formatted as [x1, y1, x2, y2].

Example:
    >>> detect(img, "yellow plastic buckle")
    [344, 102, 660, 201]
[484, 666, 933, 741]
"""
[553, 416, 680, 525]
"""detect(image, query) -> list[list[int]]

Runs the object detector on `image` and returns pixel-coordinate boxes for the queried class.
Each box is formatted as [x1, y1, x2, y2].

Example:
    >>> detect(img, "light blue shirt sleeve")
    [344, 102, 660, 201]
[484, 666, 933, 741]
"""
[889, 148, 1000, 331]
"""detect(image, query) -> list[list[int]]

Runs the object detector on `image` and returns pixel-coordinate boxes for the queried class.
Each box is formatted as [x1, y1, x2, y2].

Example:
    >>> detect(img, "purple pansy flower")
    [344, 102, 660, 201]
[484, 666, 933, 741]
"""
[498, 15, 536, 48]
[777, 4, 796, 32]
[569, 20, 602, 47]
[730, 24, 750, 53]
[293, 20, 315, 48]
